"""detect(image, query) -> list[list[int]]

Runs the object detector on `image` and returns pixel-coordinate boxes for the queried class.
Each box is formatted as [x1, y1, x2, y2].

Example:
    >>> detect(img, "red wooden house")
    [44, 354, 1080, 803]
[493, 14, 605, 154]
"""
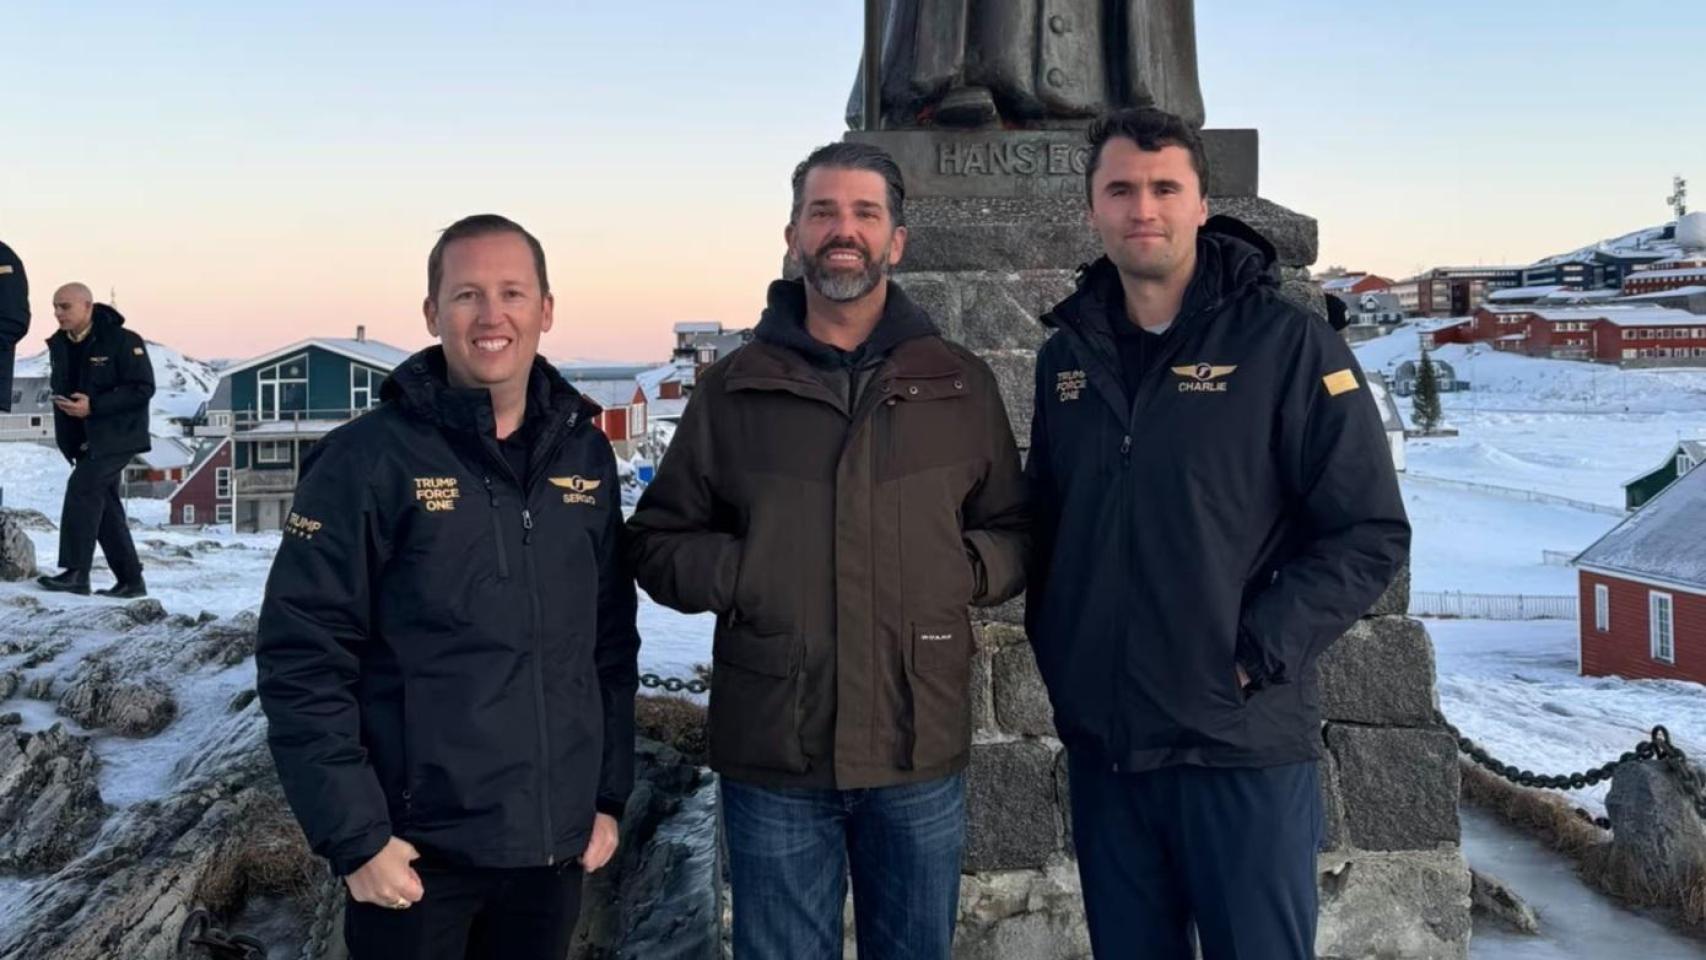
[167, 438, 233, 527]
[1575, 465, 1706, 683]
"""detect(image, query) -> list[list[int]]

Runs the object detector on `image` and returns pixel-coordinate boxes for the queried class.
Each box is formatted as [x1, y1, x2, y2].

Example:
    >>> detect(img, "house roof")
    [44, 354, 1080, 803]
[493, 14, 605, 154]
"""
[1487, 285, 1570, 302]
[133, 436, 199, 471]
[570, 378, 645, 409]
[674, 321, 723, 334]
[1617, 285, 1706, 303]
[217, 336, 413, 380]
[1578, 464, 1706, 590]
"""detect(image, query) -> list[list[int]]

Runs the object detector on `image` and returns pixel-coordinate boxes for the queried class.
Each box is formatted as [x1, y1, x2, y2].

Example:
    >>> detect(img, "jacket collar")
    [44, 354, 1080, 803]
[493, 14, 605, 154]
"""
[380, 346, 597, 439]
[753, 278, 940, 369]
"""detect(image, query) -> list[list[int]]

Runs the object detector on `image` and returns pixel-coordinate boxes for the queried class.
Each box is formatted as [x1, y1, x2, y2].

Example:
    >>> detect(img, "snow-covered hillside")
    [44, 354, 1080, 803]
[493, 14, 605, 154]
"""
[16, 339, 219, 436]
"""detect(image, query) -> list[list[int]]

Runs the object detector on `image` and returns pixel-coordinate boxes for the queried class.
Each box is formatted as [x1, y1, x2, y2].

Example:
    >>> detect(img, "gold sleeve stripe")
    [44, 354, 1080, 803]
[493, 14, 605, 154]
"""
[1323, 368, 1360, 397]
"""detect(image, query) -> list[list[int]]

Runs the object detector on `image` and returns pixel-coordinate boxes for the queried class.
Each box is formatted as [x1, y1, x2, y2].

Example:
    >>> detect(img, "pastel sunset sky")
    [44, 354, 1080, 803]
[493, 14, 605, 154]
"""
[6, 1, 1703, 363]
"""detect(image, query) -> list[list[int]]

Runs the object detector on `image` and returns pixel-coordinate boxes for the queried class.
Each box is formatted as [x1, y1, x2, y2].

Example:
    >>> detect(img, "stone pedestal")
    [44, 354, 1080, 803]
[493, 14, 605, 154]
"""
[885, 179, 1469, 958]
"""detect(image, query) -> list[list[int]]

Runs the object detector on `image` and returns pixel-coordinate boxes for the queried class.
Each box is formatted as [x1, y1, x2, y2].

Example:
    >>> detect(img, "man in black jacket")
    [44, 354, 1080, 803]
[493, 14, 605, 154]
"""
[38, 283, 154, 597]
[0, 240, 27, 415]
[1026, 109, 1409, 959]
[256, 215, 640, 960]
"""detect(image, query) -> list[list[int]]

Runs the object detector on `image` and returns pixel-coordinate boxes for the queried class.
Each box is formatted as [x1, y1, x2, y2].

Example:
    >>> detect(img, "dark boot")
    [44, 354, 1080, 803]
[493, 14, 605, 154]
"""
[38, 569, 91, 595]
[96, 575, 148, 599]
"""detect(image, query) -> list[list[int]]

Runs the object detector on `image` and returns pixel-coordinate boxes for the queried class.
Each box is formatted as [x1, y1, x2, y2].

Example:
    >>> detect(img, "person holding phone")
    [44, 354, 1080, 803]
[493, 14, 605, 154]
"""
[38, 282, 153, 597]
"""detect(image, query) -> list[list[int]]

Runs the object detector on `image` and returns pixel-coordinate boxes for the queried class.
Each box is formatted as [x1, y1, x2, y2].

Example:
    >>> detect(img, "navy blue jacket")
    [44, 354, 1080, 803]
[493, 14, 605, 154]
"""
[46, 303, 154, 462]
[1026, 218, 1409, 772]
[256, 348, 640, 876]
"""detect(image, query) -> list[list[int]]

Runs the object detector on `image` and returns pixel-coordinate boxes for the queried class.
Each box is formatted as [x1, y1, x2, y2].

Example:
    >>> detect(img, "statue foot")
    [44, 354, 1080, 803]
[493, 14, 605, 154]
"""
[933, 86, 1000, 128]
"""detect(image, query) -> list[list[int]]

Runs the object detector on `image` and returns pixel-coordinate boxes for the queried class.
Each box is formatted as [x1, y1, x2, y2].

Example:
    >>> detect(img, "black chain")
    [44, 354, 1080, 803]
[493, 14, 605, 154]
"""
[639, 672, 708, 695]
[299, 874, 341, 960]
[177, 909, 266, 960]
[1440, 712, 1706, 830]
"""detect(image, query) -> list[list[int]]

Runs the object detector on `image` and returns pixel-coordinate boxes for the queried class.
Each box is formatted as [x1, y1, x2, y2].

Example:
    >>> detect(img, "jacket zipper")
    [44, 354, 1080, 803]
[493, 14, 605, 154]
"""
[482, 417, 577, 867]
[484, 476, 511, 580]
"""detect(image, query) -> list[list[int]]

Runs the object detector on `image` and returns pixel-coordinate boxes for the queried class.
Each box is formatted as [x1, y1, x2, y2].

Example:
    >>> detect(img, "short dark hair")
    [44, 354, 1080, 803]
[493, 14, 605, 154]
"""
[790, 142, 907, 228]
[426, 214, 550, 302]
[1084, 108, 1210, 200]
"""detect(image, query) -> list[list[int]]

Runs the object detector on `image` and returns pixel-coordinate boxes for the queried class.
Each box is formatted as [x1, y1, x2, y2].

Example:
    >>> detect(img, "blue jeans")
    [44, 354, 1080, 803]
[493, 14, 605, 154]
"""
[721, 773, 966, 960]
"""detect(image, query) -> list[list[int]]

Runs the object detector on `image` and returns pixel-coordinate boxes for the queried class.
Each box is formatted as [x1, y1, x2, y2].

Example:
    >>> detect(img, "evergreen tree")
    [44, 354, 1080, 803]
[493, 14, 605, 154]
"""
[1413, 350, 1442, 434]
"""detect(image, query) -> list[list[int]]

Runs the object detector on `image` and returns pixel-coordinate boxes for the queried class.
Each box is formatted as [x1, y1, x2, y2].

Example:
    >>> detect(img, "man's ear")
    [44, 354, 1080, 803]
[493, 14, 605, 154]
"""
[423, 297, 439, 337]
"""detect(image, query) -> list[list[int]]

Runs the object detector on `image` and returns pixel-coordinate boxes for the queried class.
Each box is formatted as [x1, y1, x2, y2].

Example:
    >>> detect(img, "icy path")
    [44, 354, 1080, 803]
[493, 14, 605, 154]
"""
[1463, 806, 1703, 959]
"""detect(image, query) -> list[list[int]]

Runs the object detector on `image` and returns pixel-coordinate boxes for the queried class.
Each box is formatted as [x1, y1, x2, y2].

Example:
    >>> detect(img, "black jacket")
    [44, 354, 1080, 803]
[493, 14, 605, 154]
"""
[256, 348, 641, 877]
[46, 303, 153, 462]
[0, 241, 26, 412]
[1026, 218, 1409, 772]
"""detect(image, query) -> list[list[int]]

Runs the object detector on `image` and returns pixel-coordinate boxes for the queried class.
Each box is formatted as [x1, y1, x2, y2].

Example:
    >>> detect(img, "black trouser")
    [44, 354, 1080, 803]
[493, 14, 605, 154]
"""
[342, 859, 585, 960]
[1068, 753, 1323, 960]
[57, 451, 142, 580]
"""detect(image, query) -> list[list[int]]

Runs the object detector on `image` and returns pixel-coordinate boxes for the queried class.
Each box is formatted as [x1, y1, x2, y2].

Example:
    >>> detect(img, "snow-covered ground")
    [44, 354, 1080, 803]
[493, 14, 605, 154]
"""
[1431, 618, 1706, 819]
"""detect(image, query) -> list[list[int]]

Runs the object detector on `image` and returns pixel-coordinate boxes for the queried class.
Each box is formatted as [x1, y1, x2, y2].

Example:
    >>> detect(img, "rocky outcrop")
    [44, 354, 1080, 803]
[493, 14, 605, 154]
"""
[58, 663, 178, 738]
[0, 510, 36, 582]
[0, 724, 107, 872]
[1470, 869, 1540, 936]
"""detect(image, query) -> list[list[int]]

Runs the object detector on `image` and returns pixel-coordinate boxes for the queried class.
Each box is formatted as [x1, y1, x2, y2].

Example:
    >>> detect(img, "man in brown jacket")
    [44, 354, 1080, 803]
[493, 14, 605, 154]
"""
[628, 142, 1028, 959]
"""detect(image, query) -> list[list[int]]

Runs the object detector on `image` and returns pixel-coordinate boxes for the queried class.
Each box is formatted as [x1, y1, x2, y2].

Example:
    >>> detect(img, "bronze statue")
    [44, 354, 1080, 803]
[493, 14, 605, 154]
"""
[848, 0, 1206, 130]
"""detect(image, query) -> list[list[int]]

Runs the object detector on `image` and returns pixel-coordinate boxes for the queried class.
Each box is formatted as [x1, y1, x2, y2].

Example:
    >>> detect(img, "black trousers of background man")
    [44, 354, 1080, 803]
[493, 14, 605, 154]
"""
[58, 452, 142, 580]
[342, 860, 585, 960]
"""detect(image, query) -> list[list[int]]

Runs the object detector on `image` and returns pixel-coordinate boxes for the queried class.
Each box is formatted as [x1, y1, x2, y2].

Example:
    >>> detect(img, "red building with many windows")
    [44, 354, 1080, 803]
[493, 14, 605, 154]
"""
[1576, 466, 1706, 683]
[1465, 306, 1706, 364]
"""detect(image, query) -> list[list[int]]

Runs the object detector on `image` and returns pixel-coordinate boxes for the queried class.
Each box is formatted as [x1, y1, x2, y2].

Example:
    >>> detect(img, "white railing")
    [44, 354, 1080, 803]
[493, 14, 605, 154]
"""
[1404, 473, 1626, 518]
[1410, 591, 1578, 620]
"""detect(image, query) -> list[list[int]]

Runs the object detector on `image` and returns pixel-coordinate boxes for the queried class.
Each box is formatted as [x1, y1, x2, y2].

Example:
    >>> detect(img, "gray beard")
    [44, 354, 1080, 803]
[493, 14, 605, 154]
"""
[803, 249, 888, 303]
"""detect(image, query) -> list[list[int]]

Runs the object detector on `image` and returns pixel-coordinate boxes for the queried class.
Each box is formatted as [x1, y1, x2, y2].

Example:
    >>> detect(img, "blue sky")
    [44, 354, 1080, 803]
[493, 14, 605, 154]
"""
[4, 1, 1702, 360]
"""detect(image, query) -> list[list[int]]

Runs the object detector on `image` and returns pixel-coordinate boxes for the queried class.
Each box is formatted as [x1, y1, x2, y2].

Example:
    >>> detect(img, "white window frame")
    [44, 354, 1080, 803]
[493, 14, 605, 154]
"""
[257, 354, 310, 421]
[257, 440, 291, 464]
[350, 365, 382, 412]
[1594, 583, 1609, 632]
[215, 466, 231, 499]
[182, 504, 196, 524]
[215, 503, 233, 525]
[1650, 591, 1675, 664]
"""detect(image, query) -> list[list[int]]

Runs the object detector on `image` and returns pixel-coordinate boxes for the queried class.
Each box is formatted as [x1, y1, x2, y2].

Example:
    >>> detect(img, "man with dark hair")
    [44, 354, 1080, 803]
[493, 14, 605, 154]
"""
[0, 240, 27, 416]
[1025, 107, 1409, 959]
[256, 214, 639, 960]
[629, 142, 1028, 958]
[38, 282, 153, 597]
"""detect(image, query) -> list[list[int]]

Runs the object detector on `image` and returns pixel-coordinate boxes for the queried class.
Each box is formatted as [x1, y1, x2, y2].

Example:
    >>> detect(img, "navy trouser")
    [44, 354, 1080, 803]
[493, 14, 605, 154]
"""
[1067, 754, 1322, 960]
[57, 451, 141, 580]
[722, 772, 966, 960]
[342, 857, 584, 959]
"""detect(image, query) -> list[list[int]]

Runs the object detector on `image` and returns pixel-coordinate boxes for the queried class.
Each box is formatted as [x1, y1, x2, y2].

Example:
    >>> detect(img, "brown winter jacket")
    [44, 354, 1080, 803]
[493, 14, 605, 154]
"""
[628, 279, 1029, 789]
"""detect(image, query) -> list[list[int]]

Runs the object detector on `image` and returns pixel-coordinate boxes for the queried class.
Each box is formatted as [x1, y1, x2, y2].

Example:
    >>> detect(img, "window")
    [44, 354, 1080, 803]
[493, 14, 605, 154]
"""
[182, 504, 196, 524]
[215, 504, 233, 525]
[257, 440, 291, 464]
[1594, 584, 1609, 632]
[215, 466, 231, 499]
[1680, 454, 1696, 475]
[257, 355, 309, 421]
[1649, 592, 1675, 663]
[29, 416, 41, 427]
[351, 365, 383, 412]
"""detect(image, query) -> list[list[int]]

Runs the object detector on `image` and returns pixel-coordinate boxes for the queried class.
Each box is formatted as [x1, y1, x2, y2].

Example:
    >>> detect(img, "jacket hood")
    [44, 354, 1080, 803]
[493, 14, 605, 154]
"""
[48, 302, 126, 346]
[92, 303, 127, 329]
[380, 346, 596, 436]
[754, 278, 940, 367]
[1043, 215, 1279, 333]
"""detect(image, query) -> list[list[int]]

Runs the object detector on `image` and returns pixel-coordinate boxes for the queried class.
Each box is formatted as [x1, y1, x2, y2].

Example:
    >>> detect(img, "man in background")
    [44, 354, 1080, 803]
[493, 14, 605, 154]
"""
[38, 282, 153, 598]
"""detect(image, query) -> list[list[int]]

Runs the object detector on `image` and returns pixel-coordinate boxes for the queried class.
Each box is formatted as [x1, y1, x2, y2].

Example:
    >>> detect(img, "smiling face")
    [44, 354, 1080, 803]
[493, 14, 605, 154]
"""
[1087, 140, 1209, 285]
[785, 166, 907, 303]
[422, 231, 553, 392]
